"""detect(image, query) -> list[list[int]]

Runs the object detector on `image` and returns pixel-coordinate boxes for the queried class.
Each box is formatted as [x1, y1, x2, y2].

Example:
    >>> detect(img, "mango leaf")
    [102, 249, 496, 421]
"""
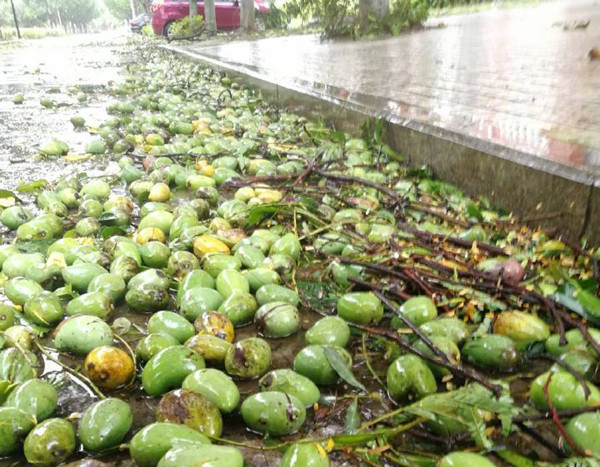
[15, 239, 55, 254]
[100, 226, 125, 239]
[553, 283, 600, 324]
[16, 179, 48, 193]
[0, 189, 17, 199]
[247, 203, 298, 227]
[0, 380, 18, 404]
[324, 347, 366, 392]
[344, 398, 360, 434]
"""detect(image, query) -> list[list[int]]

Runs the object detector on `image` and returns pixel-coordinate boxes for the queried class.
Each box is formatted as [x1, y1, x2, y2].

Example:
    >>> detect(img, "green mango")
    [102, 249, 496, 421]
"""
[313, 233, 349, 254]
[530, 371, 600, 411]
[23, 418, 75, 465]
[5, 379, 57, 421]
[224, 337, 271, 379]
[57, 188, 79, 209]
[555, 349, 599, 381]
[414, 336, 460, 378]
[80, 180, 111, 199]
[196, 186, 220, 206]
[439, 452, 495, 467]
[148, 311, 195, 344]
[368, 223, 395, 243]
[218, 292, 258, 326]
[545, 328, 600, 356]
[185, 334, 231, 363]
[330, 262, 363, 287]
[112, 240, 141, 264]
[180, 287, 225, 321]
[166, 251, 199, 279]
[241, 391, 306, 436]
[293, 345, 352, 385]
[386, 354, 437, 402]
[186, 174, 216, 190]
[136, 333, 180, 362]
[2, 252, 45, 278]
[213, 167, 240, 186]
[138, 242, 171, 269]
[395, 296, 437, 327]
[182, 368, 240, 413]
[47, 238, 79, 263]
[0, 206, 33, 230]
[75, 217, 100, 236]
[566, 411, 600, 457]
[54, 315, 113, 355]
[255, 284, 299, 307]
[157, 445, 243, 467]
[24, 291, 64, 326]
[129, 422, 210, 467]
[141, 202, 171, 218]
[16, 215, 62, 241]
[176, 270, 215, 307]
[462, 335, 520, 370]
[110, 255, 139, 283]
[337, 292, 383, 325]
[62, 263, 108, 292]
[216, 269, 250, 300]
[125, 284, 170, 313]
[255, 302, 299, 338]
[234, 245, 265, 269]
[242, 267, 280, 292]
[4, 325, 33, 350]
[305, 316, 351, 347]
[169, 215, 199, 240]
[0, 245, 19, 269]
[87, 273, 127, 303]
[281, 443, 330, 467]
[86, 138, 107, 154]
[4, 277, 44, 306]
[142, 346, 206, 396]
[493, 311, 550, 349]
[0, 303, 15, 331]
[139, 210, 175, 235]
[419, 318, 469, 345]
[66, 291, 113, 319]
[78, 398, 133, 451]
[121, 165, 142, 183]
[0, 347, 37, 383]
[259, 369, 320, 408]
[0, 407, 36, 455]
[79, 199, 103, 218]
[203, 254, 241, 278]
[157, 389, 223, 437]
[269, 233, 301, 260]
[128, 268, 170, 290]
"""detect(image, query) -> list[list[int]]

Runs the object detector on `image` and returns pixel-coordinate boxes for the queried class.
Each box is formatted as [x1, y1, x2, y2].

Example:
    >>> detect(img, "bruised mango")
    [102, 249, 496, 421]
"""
[194, 311, 234, 342]
[241, 391, 306, 436]
[259, 369, 320, 408]
[255, 302, 299, 338]
[24, 291, 64, 326]
[84, 346, 135, 390]
[224, 337, 271, 379]
[218, 292, 258, 326]
[157, 389, 223, 437]
[23, 418, 75, 465]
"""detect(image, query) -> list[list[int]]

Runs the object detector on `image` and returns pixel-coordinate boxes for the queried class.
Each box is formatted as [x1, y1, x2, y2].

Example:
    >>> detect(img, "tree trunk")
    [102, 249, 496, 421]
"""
[130, 0, 137, 19]
[189, 0, 197, 17]
[204, 0, 216, 34]
[9, 0, 21, 39]
[359, 0, 389, 32]
[240, 0, 255, 31]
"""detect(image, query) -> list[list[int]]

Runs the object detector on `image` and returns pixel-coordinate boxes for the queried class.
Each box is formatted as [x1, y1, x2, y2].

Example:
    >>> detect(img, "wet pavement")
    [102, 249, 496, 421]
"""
[0, 32, 127, 192]
[176, 0, 600, 178]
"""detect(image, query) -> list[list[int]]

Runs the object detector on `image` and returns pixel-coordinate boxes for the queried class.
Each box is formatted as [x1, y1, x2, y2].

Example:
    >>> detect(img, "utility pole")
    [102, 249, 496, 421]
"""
[130, 0, 136, 18]
[9, 0, 21, 39]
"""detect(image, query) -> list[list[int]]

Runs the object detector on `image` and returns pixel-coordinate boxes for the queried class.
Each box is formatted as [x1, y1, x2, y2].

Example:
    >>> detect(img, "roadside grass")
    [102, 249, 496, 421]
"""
[0, 27, 65, 40]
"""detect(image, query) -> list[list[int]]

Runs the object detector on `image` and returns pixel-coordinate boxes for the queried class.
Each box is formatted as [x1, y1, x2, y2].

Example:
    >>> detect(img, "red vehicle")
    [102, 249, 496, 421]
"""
[151, 0, 270, 37]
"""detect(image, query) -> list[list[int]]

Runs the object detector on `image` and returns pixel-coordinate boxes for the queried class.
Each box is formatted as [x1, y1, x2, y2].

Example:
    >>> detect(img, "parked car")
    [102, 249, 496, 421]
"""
[130, 13, 151, 34]
[151, 0, 271, 37]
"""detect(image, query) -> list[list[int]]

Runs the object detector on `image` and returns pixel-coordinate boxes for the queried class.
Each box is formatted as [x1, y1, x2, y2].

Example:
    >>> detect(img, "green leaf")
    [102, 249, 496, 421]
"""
[553, 283, 600, 324]
[0, 189, 16, 198]
[16, 179, 48, 193]
[494, 450, 536, 467]
[247, 203, 296, 226]
[16, 239, 55, 255]
[344, 398, 360, 434]
[324, 347, 366, 392]
[100, 226, 126, 239]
